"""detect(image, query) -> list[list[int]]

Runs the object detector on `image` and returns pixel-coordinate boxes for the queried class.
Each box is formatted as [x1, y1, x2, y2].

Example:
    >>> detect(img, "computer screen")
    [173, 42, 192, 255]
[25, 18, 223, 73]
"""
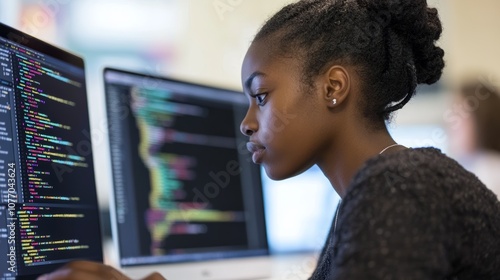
[0, 23, 102, 279]
[103, 68, 268, 269]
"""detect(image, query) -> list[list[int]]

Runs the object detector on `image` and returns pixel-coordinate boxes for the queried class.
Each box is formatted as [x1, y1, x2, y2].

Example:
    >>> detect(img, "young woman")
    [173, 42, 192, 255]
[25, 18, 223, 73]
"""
[39, 0, 500, 279]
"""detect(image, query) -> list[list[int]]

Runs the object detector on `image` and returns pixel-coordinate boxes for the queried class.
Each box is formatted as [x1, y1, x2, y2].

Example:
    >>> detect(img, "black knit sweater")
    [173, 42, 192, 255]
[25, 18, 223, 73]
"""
[310, 148, 500, 280]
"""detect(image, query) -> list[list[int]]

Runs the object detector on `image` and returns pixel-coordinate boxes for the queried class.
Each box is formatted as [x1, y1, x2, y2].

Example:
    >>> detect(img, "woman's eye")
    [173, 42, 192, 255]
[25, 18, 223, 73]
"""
[255, 93, 268, 106]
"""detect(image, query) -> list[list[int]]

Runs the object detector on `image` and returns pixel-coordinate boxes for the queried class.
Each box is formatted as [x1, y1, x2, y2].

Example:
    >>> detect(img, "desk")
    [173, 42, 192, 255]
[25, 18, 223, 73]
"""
[104, 239, 318, 280]
[266, 253, 318, 280]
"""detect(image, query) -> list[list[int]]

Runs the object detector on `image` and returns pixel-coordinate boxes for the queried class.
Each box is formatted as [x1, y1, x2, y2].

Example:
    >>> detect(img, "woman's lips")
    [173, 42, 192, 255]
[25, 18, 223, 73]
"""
[246, 142, 266, 164]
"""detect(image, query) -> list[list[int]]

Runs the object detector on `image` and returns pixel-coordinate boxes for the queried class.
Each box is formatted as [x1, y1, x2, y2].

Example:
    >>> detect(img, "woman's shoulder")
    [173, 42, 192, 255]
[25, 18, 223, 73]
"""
[341, 146, 500, 247]
[333, 147, 500, 278]
[352, 147, 472, 184]
[347, 147, 496, 202]
[343, 145, 500, 229]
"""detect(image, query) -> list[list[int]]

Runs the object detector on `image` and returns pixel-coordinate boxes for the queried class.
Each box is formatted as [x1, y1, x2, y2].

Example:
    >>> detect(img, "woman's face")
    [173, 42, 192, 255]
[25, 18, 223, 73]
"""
[240, 40, 332, 180]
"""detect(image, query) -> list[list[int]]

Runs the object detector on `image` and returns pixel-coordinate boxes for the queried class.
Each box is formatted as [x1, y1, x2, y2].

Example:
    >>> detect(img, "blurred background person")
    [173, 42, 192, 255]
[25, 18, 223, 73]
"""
[447, 76, 500, 198]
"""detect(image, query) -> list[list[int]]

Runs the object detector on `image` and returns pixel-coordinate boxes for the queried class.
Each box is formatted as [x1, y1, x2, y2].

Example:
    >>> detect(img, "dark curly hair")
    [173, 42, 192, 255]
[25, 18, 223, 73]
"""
[254, 0, 445, 124]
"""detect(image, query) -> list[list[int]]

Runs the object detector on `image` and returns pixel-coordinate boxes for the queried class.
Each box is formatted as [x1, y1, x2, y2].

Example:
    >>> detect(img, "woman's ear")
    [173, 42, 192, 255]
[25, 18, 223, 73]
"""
[322, 66, 351, 109]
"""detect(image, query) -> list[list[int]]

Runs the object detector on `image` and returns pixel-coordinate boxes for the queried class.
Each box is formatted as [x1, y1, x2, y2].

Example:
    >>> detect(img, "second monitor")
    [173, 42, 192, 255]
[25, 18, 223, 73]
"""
[103, 68, 269, 280]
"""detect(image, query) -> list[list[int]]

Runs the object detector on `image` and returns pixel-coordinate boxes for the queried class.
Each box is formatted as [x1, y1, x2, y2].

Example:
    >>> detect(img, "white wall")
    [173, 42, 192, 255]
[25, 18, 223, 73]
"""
[446, 0, 500, 80]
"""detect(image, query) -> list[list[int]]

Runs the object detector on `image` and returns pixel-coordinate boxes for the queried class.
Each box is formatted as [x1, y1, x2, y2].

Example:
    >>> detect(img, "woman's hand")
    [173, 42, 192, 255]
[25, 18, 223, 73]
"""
[36, 261, 166, 280]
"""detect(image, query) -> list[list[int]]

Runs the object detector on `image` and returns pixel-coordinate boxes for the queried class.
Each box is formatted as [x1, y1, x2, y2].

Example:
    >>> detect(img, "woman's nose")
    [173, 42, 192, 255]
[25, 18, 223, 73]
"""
[240, 109, 258, 136]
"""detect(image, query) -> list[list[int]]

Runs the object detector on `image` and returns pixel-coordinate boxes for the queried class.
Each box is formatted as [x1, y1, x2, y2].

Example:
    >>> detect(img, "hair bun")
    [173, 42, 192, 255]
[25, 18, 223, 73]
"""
[358, 0, 445, 84]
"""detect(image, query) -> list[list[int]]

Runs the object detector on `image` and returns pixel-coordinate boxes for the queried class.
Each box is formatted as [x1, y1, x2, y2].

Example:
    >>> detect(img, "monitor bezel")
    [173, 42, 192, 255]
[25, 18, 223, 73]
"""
[0, 22, 84, 68]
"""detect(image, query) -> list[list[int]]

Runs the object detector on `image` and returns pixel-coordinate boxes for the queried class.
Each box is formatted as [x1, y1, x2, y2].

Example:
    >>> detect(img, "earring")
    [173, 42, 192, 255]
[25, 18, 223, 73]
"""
[332, 99, 337, 105]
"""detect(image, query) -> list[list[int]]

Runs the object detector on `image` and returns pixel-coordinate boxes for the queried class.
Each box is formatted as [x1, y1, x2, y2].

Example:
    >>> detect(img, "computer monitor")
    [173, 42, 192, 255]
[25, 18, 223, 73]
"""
[103, 68, 269, 280]
[0, 23, 102, 279]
